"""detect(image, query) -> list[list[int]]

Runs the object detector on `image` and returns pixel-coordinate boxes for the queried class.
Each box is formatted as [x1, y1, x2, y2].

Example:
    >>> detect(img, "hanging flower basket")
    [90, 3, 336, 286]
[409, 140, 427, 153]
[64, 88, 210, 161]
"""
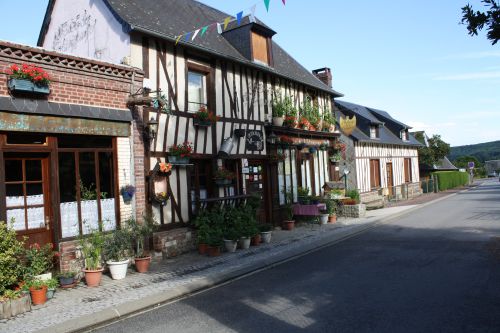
[154, 192, 169, 206]
[158, 162, 173, 175]
[193, 106, 218, 127]
[120, 185, 136, 202]
[168, 142, 192, 164]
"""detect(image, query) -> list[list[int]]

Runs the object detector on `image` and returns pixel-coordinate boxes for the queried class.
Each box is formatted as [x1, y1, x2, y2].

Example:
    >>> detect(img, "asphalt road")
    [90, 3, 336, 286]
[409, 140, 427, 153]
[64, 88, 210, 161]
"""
[93, 180, 500, 333]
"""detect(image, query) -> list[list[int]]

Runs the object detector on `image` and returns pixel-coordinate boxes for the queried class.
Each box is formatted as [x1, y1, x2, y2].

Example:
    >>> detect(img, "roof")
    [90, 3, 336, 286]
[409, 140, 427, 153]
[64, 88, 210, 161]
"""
[368, 107, 410, 129]
[335, 100, 422, 147]
[38, 0, 343, 97]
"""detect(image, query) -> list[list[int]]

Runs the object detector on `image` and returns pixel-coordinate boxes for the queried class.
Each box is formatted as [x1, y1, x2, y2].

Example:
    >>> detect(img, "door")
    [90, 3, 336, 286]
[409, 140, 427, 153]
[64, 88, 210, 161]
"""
[245, 160, 268, 224]
[4, 154, 53, 247]
[386, 162, 394, 197]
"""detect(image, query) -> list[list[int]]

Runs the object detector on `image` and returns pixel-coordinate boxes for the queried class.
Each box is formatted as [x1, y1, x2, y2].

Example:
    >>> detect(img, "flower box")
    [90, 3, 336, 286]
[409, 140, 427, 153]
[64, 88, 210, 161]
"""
[168, 156, 190, 164]
[193, 118, 213, 127]
[8, 78, 50, 95]
[215, 178, 232, 186]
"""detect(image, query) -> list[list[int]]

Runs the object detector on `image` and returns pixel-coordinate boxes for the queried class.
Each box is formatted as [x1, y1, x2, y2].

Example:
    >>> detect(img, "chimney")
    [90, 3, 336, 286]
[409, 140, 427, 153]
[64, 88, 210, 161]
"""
[312, 67, 332, 88]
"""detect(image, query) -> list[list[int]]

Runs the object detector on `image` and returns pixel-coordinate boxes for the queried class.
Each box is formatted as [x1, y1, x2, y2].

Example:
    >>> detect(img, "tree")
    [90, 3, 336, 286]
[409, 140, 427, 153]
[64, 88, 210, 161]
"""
[415, 133, 451, 167]
[453, 155, 487, 177]
[461, 0, 500, 45]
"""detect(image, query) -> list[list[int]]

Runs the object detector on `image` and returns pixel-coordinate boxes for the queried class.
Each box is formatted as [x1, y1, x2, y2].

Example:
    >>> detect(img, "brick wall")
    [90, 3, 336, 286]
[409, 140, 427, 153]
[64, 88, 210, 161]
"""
[0, 41, 143, 110]
[153, 228, 196, 259]
[117, 136, 134, 221]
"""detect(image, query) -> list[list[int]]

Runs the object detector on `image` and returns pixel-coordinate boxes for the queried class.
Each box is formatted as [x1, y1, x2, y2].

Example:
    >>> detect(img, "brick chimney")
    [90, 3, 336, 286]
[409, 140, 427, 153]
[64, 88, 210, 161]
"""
[312, 67, 332, 88]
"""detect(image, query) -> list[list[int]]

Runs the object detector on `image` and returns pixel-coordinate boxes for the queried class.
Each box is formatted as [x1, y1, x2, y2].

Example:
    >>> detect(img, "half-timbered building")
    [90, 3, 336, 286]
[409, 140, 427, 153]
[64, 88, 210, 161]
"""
[38, 0, 343, 256]
[334, 101, 423, 207]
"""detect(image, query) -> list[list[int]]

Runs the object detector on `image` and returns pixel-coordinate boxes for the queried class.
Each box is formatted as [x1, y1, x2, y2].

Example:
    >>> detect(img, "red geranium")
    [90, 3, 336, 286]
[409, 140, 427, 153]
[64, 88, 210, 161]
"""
[169, 141, 193, 157]
[8, 63, 51, 86]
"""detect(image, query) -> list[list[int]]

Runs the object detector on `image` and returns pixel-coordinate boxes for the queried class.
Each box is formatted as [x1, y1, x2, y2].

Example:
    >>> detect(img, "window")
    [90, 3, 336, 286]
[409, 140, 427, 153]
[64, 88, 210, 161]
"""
[190, 160, 212, 213]
[187, 71, 207, 112]
[404, 158, 412, 183]
[370, 159, 381, 189]
[278, 148, 297, 205]
[401, 130, 408, 141]
[370, 125, 379, 139]
[251, 31, 269, 65]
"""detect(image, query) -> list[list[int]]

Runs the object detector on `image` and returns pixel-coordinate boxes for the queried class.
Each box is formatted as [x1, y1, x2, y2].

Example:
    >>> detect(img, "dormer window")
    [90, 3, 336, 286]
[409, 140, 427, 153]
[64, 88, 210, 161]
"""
[251, 31, 269, 65]
[401, 129, 409, 141]
[370, 125, 379, 139]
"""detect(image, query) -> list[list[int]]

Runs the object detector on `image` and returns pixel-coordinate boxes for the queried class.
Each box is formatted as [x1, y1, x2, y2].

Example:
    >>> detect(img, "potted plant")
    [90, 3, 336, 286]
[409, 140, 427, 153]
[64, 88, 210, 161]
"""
[27, 279, 47, 305]
[24, 243, 58, 281]
[325, 199, 337, 223]
[168, 141, 193, 164]
[158, 162, 173, 175]
[282, 191, 295, 230]
[127, 216, 158, 273]
[103, 228, 132, 280]
[329, 152, 342, 163]
[154, 191, 169, 206]
[207, 229, 223, 257]
[7, 63, 51, 95]
[193, 211, 211, 255]
[283, 115, 297, 128]
[259, 224, 273, 243]
[58, 271, 77, 287]
[299, 116, 311, 130]
[272, 97, 286, 126]
[193, 106, 219, 126]
[78, 224, 105, 287]
[45, 278, 58, 300]
[237, 206, 257, 249]
[214, 167, 236, 186]
[120, 185, 136, 202]
[297, 187, 310, 205]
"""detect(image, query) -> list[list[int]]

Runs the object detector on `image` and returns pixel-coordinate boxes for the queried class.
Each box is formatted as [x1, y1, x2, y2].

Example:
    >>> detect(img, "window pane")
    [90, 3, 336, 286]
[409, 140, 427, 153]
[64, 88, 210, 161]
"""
[7, 209, 25, 230]
[79, 152, 99, 232]
[6, 133, 46, 145]
[58, 135, 112, 148]
[6, 184, 24, 207]
[59, 153, 79, 238]
[291, 150, 298, 202]
[188, 71, 206, 112]
[25, 160, 42, 181]
[5, 160, 22, 182]
[278, 148, 285, 205]
[27, 207, 45, 230]
[99, 152, 116, 231]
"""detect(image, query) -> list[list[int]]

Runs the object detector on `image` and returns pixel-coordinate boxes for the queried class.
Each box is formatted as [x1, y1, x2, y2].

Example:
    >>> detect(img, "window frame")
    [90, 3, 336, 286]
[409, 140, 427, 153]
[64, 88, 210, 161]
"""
[369, 159, 381, 189]
[251, 31, 270, 66]
[369, 125, 380, 139]
[404, 158, 412, 183]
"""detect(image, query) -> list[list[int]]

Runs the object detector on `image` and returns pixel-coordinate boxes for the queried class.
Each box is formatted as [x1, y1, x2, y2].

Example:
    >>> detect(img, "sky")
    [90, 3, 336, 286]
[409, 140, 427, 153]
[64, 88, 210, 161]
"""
[0, 0, 498, 147]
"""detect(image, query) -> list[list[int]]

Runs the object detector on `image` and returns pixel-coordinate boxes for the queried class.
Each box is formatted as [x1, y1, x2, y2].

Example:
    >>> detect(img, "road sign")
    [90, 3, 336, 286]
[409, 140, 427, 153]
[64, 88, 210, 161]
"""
[468, 162, 475, 169]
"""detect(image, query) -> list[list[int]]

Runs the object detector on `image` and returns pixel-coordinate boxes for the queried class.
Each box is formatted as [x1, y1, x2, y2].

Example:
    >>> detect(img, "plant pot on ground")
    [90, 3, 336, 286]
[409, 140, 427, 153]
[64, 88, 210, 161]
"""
[251, 233, 261, 246]
[259, 224, 273, 244]
[104, 228, 133, 280]
[58, 272, 77, 287]
[127, 215, 159, 273]
[223, 224, 239, 253]
[238, 237, 251, 249]
[45, 278, 58, 300]
[283, 190, 296, 231]
[325, 199, 338, 224]
[27, 280, 47, 306]
[223, 239, 238, 253]
[193, 210, 212, 255]
[319, 213, 329, 225]
[78, 223, 105, 287]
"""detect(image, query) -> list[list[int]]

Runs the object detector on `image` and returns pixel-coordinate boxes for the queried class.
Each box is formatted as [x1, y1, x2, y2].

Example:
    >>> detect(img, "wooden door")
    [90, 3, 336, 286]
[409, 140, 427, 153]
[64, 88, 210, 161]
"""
[245, 160, 268, 224]
[386, 162, 394, 196]
[4, 154, 53, 247]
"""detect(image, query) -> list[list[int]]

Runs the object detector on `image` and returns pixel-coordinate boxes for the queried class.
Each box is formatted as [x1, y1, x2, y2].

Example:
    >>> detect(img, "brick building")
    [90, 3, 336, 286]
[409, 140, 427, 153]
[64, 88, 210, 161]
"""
[0, 41, 144, 271]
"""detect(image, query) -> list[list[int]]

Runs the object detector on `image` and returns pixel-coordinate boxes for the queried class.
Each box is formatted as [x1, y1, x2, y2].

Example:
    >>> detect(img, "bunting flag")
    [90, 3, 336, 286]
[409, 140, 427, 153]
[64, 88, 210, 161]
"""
[200, 25, 208, 37]
[264, 0, 270, 12]
[175, 35, 182, 45]
[185, 32, 192, 41]
[282, 0, 286, 4]
[223, 16, 231, 30]
[250, 4, 257, 22]
[236, 11, 243, 25]
[192, 29, 200, 41]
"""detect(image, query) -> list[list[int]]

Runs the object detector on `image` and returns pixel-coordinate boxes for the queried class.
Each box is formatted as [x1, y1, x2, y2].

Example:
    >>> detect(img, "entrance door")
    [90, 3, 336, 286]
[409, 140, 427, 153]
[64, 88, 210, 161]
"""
[245, 160, 268, 224]
[386, 162, 394, 197]
[4, 154, 53, 247]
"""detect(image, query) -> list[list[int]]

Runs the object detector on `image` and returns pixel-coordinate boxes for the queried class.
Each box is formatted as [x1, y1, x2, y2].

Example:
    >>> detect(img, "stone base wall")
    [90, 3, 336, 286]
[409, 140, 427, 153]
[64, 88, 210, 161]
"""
[58, 240, 84, 275]
[407, 182, 422, 199]
[153, 227, 196, 259]
[340, 204, 366, 218]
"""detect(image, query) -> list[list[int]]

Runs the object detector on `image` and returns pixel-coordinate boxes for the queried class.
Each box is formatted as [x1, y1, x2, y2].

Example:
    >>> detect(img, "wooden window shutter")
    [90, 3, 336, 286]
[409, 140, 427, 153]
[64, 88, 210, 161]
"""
[251, 31, 269, 65]
[370, 159, 380, 189]
[404, 158, 411, 183]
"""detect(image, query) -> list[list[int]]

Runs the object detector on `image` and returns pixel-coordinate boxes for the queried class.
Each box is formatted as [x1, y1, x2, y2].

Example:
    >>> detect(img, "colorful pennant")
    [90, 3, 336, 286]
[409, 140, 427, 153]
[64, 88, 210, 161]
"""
[236, 11, 243, 25]
[223, 16, 231, 30]
[264, 0, 270, 12]
[200, 25, 208, 37]
[192, 29, 200, 41]
[175, 35, 182, 45]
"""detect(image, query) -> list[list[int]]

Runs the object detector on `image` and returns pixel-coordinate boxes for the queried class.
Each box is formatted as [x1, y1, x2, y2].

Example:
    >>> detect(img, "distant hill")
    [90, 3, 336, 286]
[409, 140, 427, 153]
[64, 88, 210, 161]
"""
[450, 140, 500, 163]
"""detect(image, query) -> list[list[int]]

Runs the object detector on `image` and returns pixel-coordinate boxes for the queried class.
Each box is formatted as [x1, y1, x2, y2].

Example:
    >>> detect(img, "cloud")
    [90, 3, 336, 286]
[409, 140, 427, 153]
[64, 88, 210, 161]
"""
[433, 71, 500, 81]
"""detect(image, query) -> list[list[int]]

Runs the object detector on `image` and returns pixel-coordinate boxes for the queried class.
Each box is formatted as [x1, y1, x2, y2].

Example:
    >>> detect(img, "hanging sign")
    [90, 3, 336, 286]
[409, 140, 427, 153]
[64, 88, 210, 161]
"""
[246, 130, 264, 151]
[340, 115, 356, 136]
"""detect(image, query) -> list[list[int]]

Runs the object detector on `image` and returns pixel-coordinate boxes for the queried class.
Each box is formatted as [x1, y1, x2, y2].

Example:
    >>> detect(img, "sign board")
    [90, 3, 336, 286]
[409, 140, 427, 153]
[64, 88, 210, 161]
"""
[340, 115, 356, 136]
[246, 130, 264, 151]
[468, 162, 475, 169]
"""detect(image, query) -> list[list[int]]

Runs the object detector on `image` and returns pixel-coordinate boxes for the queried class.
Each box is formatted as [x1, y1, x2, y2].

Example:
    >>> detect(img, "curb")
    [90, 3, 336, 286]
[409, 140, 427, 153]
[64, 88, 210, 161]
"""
[38, 189, 470, 333]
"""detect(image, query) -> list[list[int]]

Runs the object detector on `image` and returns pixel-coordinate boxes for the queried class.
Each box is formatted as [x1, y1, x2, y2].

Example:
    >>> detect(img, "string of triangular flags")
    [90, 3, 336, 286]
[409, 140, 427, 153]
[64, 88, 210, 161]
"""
[175, 0, 286, 45]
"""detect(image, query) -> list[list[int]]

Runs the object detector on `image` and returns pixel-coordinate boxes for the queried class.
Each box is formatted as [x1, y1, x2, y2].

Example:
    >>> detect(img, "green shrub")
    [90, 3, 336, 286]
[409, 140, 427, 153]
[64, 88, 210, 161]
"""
[433, 171, 469, 191]
[0, 221, 25, 296]
[346, 189, 360, 203]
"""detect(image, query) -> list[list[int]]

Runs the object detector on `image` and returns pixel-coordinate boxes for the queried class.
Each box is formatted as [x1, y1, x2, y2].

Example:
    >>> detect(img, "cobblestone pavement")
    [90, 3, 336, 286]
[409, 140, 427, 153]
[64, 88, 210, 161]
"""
[0, 206, 418, 333]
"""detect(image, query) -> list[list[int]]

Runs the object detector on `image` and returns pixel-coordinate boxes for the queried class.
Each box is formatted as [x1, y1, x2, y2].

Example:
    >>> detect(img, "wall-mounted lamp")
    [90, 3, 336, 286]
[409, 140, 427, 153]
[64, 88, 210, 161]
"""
[147, 117, 159, 140]
[234, 129, 246, 138]
[266, 132, 278, 145]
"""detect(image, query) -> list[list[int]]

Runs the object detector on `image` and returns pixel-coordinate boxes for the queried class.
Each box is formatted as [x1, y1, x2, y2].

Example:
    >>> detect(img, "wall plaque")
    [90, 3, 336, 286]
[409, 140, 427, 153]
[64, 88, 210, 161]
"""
[246, 130, 264, 151]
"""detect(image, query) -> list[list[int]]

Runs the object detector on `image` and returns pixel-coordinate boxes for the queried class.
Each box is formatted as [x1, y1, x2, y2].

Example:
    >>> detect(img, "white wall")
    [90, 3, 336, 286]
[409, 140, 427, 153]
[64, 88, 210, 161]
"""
[42, 0, 130, 64]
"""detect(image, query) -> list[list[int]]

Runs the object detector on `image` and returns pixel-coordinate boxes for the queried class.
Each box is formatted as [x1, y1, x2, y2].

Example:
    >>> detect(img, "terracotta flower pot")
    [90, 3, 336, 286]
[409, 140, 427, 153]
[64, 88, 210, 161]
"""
[135, 256, 152, 273]
[207, 246, 221, 257]
[283, 220, 295, 231]
[29, 286, 47, 305]
[251, 234, 261, 246]
[83, 268, 104, 287]
[198, 243, 209, 255]
[328, 215, 337, 223]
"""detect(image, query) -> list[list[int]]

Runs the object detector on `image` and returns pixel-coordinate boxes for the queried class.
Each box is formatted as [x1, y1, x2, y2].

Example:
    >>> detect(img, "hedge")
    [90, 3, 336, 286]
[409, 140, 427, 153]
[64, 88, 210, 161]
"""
[432, 171, 469, 191]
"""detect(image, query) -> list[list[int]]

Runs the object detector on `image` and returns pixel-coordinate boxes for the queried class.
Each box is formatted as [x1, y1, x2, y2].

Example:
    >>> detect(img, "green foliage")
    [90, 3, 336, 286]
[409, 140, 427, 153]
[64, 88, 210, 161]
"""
[272, 91, 296, 118]
[461, 0, 499, 45]
[433, 171, 469, 191]
[259, 224, 272, 232]
[450, 140, 500, 163]
[58, 271, 77, 279]
[300, 97, 321, 127]
[24, 243, 57, 277]
[126, 215, 158, 258]
[453, 155, 487, 177]
[346, 189, 360, 203]
[45, 278, 58, 289]
[103, 228, 132, 262]
[26, 278, 47, 290]
[283, 191, 294, 220]
[297, 187, 310, 197]
[324, 199, 338, 216]
[78, 222, 105, 270]
[0, 221, 25, 296]
[416, 134, 451, 167]
[79, 180, 107, 200]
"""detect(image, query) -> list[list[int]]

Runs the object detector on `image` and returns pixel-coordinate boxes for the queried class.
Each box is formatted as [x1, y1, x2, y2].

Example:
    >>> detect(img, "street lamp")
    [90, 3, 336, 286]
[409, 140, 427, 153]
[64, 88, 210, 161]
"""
[341, 168, 350, 191]
[147, 117, 159, 141]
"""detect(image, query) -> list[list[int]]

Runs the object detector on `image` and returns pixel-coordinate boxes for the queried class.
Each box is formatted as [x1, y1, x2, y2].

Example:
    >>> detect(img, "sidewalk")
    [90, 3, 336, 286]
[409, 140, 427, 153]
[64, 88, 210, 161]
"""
[0, 190, 463, 333]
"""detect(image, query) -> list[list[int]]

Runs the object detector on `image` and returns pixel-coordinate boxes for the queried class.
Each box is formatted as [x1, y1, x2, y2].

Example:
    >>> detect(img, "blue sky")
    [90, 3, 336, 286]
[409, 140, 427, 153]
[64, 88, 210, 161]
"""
[0, 0, 498, 146]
